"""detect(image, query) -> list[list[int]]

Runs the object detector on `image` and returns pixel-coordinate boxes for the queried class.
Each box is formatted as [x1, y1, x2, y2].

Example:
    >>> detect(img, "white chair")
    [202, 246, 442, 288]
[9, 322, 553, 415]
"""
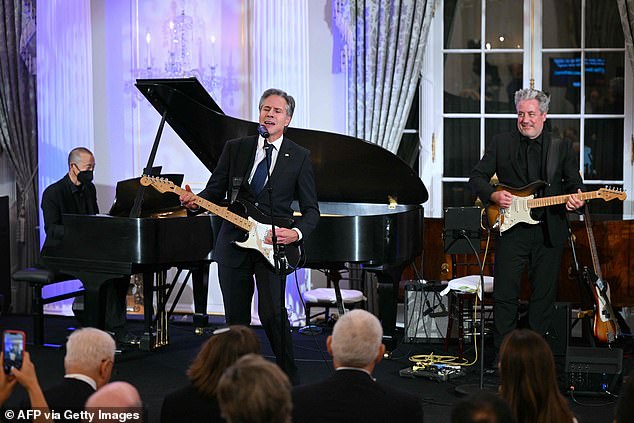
[302, 268, 365, 325]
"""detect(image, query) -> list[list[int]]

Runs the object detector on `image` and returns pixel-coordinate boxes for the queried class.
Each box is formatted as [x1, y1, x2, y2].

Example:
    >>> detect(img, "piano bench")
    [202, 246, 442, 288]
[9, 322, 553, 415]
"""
[12, 268, 84, 346]
[303, 288, 366, 324]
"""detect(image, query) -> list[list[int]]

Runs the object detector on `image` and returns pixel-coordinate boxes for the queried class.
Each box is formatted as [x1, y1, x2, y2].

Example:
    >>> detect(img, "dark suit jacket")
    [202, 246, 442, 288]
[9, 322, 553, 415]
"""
[160, 384, 222, 423]
[43, 378, 95, 418]
[41, 174, 98, 249]
[292, 369, 424, 423]
[197, 135, 320, 267]
[469, 129, 584, 246]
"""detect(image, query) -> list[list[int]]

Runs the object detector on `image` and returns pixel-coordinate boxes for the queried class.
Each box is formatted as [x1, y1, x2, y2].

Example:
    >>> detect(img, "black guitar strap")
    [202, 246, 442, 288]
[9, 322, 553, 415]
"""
[230, 177, 243, 204]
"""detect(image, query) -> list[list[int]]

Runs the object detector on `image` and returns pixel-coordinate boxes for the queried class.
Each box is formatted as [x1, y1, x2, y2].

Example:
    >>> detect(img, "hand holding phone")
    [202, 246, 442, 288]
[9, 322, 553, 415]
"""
[3, 330, 26, 374]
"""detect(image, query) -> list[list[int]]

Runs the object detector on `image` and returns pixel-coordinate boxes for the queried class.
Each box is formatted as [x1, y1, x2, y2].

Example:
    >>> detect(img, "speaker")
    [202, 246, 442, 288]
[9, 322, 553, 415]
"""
[404, 280, 449, 343]
[545, 302, 570, 356]
[565, 346, 623, 396]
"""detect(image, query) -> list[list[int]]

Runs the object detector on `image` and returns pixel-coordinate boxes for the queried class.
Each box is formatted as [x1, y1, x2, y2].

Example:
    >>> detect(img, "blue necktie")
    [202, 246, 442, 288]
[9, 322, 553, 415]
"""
[250, 144, 273, 195]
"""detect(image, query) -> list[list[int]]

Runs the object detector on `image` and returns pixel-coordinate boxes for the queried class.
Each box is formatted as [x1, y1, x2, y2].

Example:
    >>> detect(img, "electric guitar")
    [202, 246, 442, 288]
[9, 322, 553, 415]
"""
[140, 176, 304, 274]
[486, 181, 626, 233]
[582, 207, 620, 344]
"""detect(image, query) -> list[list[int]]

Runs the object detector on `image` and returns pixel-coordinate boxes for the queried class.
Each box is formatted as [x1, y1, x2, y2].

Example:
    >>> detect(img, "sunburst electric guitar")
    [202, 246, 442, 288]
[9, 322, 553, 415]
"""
[140, 176, 303, 274]
[486, 181, 626, 233]
[582, 207, 620, 344]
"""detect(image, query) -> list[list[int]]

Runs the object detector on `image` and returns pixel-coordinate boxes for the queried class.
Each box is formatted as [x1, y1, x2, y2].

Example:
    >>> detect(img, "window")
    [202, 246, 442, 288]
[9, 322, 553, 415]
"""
[423, 0, 630, 219]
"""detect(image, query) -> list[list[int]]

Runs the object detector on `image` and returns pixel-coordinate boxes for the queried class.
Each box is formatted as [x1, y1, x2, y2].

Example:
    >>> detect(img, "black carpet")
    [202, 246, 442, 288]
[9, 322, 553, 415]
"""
[1, 314, 628, 423]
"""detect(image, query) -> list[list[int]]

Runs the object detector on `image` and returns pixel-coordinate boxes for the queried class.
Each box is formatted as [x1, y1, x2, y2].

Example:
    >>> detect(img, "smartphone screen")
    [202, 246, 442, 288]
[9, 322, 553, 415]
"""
[3, 330, 25, 374]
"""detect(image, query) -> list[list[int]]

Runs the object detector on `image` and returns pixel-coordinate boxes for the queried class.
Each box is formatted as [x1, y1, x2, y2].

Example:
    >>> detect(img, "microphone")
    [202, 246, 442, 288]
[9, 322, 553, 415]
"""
[257, 124, 270, 139]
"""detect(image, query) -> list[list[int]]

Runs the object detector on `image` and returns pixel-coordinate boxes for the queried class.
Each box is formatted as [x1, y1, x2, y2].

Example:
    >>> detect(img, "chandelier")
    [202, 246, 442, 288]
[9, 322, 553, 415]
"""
[132, 4, 238, 107]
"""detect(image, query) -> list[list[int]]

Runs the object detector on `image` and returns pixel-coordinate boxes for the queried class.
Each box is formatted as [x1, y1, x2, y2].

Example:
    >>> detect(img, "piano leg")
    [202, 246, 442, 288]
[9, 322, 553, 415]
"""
[141, 271, 157, 351]
[70, 271, 124, 330]
[191, 265, 210, 329]
[371, 266, 405, 351]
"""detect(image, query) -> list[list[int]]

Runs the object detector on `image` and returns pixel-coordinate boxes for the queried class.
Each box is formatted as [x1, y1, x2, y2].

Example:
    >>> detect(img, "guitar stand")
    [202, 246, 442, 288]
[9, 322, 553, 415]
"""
[566, 219, 597, 347]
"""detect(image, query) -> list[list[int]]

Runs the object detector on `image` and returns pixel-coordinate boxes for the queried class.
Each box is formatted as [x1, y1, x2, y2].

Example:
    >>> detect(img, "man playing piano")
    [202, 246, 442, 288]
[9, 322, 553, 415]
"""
[180, 88, 320, 383]
[41, 147, 138, 346]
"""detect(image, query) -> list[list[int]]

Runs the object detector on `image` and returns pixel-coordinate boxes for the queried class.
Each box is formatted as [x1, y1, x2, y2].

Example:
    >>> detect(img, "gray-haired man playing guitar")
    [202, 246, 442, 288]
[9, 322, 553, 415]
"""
[469, 88, 585, 360]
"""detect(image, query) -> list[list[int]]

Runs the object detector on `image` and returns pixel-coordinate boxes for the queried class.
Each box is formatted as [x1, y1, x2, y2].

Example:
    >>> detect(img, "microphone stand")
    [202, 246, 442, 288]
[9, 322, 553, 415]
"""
[262, 140, 291, 376]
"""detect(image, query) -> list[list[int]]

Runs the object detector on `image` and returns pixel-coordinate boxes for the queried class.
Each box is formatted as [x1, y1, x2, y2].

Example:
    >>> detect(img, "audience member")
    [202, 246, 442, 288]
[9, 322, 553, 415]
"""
[292, 309, 424, 423]
[499, 329, 576, 423]
[614, 369, 634, 422]
[217, 354, 292, 423]
[451, 390, 516, 423]
[41, 328, 115, 417]
[1, 352, 51, 423]
[85, 381, 143, 422]
[160, 326, 260, 423]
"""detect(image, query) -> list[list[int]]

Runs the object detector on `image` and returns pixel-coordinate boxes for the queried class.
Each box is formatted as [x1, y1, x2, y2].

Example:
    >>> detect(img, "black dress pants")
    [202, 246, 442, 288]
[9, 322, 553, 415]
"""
[493, 223, 565, 349]
[218, 252, 298, 383]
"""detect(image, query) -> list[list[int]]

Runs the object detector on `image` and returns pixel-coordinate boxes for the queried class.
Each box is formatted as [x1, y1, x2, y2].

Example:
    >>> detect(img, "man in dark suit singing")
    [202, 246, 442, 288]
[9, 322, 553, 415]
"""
[292, 309, 424, 423]
[179, 88, 320, 383]
[469, 88, 585, 356]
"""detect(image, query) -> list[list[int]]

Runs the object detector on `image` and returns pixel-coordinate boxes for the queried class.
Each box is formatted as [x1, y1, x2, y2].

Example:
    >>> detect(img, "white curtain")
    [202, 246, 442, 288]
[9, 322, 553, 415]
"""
[249, 0, 309, 128]
[618, 0, 634, 72]
[334, 0, 436, 153]
[37, 0, 94, 313]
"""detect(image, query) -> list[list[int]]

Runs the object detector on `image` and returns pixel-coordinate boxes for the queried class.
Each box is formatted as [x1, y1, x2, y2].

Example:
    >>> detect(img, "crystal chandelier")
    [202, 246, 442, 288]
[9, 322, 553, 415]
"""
[132, 4, 238, 107]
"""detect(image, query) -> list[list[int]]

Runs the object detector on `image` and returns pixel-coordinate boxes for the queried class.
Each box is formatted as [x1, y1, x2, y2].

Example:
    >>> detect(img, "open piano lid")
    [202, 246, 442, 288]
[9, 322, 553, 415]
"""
[135, 78, 428, 205]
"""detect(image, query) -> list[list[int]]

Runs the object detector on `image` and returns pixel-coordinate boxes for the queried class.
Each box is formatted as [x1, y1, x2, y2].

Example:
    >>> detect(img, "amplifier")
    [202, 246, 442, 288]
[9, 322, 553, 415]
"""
[403, 280, 449, 343]
[565, 346, 623, 396]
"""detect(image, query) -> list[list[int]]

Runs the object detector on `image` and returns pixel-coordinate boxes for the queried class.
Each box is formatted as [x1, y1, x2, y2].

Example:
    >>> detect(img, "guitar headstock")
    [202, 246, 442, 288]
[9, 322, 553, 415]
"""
[139, 175, 176, 193]
[597, 187, 627, 202]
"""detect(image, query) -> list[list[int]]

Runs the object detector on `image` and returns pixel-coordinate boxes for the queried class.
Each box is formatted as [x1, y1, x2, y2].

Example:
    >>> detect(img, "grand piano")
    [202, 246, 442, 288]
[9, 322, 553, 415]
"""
[42, 78, 427, 348]
[134, 78, 428, 344]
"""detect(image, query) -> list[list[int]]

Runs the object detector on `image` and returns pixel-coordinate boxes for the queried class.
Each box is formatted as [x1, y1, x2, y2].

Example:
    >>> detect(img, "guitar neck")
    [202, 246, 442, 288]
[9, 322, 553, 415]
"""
[528, 190, 599, 209]
[584, 208, 604, 281]
[170, 185, 251, 231]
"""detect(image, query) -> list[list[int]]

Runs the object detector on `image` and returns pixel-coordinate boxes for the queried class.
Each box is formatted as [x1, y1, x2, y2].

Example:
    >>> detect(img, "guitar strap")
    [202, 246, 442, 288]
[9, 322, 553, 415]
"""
[230, 177, 243, 204]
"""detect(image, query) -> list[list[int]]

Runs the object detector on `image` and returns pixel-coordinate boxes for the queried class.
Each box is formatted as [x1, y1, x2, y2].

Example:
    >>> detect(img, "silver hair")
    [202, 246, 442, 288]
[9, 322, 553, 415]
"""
[68, 147, 94, 166]
[258, 88, 295, 118]
[514, 88, 550, 114]
[331, 309, 383, 367]
[64, 328, 115, 372]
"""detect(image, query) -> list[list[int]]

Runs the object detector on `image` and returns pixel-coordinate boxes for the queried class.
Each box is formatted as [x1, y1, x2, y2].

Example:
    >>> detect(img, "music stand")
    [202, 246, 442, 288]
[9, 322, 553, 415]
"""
[444, 207, 482, 255]
[443, 207, 491, 394]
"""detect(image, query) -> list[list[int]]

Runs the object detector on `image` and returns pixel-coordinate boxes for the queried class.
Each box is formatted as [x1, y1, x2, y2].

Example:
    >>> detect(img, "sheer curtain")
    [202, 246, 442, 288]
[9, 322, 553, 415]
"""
[618, 0, 634, 71]
[250, 0, 309, 128]
[37, 0, 94, 314]
[334, 0, 436, 153]
[0, 0, 38, 311]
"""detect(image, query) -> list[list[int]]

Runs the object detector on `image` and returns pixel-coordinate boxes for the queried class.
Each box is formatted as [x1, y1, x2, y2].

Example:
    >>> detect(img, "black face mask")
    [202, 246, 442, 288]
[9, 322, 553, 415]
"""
[77, 170, 94, 185]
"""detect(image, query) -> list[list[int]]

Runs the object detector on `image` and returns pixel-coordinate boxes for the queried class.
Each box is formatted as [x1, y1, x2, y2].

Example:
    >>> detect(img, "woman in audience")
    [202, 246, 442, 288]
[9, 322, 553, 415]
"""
[217, 353, 292, 423]
[160, 326, 260, 423]
[498, 329, 576, 423]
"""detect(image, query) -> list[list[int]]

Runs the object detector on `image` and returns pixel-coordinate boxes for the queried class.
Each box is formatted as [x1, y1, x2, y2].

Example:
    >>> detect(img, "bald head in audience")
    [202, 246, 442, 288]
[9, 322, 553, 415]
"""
[85, 381, 142, 409]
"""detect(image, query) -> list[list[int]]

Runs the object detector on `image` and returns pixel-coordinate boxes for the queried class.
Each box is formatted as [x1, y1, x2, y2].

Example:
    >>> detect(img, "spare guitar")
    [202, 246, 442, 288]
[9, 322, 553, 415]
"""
[582, 207, 620, 344]
[140, 176, 303, 274]
[486, 181, 626, 233]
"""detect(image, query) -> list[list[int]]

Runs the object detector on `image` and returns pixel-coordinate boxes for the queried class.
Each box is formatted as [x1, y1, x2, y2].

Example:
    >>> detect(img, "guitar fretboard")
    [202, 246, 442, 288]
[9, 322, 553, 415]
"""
[167, 185, 251, 231]
[528, 190, 601, 209]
